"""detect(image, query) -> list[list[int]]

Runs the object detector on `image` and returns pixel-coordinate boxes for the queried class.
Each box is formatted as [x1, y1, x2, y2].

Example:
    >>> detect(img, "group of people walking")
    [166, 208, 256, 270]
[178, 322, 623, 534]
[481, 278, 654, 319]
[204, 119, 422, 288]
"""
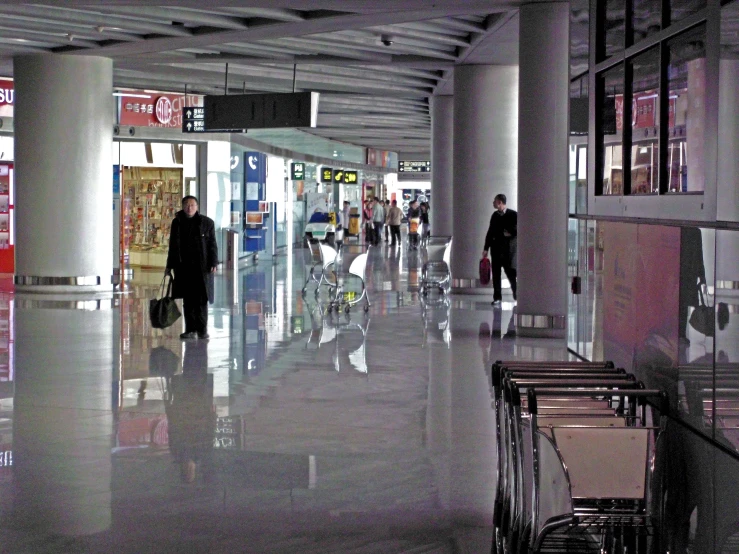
[362, 197, 430, 247]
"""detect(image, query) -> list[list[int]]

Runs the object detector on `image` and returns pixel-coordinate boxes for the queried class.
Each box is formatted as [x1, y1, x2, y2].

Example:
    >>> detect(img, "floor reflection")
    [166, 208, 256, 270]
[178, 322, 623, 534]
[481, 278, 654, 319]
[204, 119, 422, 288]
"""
[0, 245, 571, 553]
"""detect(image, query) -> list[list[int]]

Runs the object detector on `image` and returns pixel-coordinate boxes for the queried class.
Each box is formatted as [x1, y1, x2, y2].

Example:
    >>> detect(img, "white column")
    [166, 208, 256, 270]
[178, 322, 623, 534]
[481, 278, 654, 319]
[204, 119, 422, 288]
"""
[516, 3, 570, 338]
[14, 54, 114, 292]
[13, 305, 114, 535]
[452, 65, 519, 285]
[431, 95, 453, 237]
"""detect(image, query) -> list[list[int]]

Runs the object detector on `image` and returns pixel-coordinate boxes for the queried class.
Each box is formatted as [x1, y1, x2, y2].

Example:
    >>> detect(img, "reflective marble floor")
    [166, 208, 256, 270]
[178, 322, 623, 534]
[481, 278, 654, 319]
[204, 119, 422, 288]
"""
[0, 241, 574, 553]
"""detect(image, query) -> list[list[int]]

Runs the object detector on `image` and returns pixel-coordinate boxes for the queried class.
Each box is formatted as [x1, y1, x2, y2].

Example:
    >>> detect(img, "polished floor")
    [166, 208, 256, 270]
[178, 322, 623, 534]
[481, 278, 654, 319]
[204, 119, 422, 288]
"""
[0, 239, 574, 553]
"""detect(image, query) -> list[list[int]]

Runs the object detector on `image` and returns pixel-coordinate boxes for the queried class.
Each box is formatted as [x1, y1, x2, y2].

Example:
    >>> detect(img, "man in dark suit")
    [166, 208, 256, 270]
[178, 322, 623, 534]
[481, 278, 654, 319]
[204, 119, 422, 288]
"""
[482, 193, 517, 305]
[166, 196, 218, 340]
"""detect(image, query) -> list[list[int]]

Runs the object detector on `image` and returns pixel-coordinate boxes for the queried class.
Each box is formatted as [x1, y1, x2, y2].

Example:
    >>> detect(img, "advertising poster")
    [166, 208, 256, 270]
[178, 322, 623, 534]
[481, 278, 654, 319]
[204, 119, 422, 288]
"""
[305, 192, 331, 217]
[602, 222, 681, 374]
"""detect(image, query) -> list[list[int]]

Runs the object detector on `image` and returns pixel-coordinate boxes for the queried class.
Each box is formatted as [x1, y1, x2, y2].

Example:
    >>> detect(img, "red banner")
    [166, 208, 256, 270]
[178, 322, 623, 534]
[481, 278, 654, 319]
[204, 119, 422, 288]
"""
[0, 80, 13, 118]
[117, 92, 202, 128]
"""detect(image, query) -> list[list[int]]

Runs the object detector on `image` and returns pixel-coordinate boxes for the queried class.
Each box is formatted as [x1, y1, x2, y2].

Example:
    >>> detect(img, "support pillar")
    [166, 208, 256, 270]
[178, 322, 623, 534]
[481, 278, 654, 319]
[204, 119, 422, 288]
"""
[516, 3, 570, 338]
[431, 95, 453, 237]
[452, 65, 518, 287]
[14, 54, 114, 292]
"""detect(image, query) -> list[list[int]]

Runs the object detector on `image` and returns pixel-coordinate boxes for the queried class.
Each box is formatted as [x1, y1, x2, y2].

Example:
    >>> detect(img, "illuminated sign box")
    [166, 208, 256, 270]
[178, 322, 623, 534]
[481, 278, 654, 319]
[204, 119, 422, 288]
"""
[332, 169, 344, 183]
[343, 170, 358, 184]
[399, 160, 431, 173]
[321, 167, 333, 183]
[291, 162, 305, 180]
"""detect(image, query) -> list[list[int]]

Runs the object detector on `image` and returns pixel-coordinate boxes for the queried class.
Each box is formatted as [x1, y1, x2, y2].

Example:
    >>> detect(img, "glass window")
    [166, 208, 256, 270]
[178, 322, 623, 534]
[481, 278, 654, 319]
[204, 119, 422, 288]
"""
[629, 47, 660, 195]
[597, 63, 624, 195]
[571, 0, 590, 77]
[669, 0, 707, 25]
[667, 24, 706, 193]
[632, 0, 662, 43]
[602, 0, 626, 60]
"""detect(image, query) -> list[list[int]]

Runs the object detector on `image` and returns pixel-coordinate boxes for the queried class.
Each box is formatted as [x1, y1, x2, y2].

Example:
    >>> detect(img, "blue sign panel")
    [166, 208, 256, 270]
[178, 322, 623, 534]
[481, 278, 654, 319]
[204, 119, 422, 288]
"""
[245, 152, 266, 185]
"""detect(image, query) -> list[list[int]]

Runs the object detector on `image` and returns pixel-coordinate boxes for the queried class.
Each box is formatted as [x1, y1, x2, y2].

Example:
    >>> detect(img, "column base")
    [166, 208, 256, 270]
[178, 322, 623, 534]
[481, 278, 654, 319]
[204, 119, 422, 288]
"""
[515, 313, 566, 338]
[15, 275, 112, 294]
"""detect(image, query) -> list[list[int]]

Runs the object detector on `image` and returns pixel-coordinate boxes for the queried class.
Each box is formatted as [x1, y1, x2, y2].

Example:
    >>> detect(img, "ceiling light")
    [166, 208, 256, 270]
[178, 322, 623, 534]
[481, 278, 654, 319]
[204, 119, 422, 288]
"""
[112, 92, 152, 98]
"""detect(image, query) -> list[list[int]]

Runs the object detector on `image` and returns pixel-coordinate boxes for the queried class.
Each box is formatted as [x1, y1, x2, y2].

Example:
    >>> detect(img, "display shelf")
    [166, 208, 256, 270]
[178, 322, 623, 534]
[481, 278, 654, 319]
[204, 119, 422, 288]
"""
[123, 167, 182, 268]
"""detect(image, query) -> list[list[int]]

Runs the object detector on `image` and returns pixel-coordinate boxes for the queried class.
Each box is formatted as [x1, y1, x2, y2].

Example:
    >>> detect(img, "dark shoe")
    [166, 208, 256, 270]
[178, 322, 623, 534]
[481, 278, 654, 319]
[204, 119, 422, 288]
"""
[503, 330, 516, 338]
[180, 331, 197, 340]
[197, 331, 210, 339]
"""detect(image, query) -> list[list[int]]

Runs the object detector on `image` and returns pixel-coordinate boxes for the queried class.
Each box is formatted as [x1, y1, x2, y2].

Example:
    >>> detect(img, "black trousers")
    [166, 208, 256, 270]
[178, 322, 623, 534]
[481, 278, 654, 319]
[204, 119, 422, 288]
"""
[373, 223, 384, 245]
[180, 269, 208, 333]
[492, 254, 517, 301]
[390, 225, 401, 244]
[183, 294, 208, 333]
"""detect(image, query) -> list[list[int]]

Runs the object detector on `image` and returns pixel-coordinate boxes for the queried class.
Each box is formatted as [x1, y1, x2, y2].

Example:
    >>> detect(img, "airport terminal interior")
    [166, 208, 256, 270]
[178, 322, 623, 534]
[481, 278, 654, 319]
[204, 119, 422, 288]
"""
[0, 1, 738, 552]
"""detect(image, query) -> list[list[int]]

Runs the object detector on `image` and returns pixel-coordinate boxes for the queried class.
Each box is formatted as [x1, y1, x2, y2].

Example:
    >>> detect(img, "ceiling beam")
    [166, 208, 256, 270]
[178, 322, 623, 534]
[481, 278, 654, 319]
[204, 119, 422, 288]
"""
[57, 5, 507, 58]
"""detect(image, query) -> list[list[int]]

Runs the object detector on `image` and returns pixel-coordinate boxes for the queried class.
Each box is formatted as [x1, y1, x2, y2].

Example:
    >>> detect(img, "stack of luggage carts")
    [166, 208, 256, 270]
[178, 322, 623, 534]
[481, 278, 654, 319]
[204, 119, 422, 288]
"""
[491, 360, 669, 554]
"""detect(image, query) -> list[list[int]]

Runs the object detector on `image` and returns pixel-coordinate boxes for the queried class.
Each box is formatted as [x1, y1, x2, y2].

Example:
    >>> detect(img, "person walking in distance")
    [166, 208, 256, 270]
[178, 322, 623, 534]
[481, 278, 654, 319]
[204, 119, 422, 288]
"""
[483, 193, 517, 305]
[166, 196, 218, 339]
[363, 200, 374, 244]
[386, 200, 403, 247]
[372, 197, 385, 246]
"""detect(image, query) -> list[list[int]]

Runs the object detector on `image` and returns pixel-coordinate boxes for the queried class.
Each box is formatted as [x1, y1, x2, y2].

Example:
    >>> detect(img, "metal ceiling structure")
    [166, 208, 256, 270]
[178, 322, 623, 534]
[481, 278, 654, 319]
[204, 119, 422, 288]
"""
[0, 1, 521, 156]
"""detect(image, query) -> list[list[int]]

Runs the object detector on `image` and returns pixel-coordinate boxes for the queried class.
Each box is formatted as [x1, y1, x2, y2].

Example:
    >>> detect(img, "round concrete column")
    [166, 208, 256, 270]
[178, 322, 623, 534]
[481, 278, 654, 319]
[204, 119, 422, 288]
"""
[452, 65, 518, 286]
[431, 95, 453, 237]
[14, 54, 114, 292]
[516, 3, 570, 338]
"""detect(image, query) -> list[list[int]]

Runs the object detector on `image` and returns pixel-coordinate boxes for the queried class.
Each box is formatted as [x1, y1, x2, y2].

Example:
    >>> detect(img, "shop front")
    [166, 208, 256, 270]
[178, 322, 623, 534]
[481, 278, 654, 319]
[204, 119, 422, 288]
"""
[115, 90, 203, 270]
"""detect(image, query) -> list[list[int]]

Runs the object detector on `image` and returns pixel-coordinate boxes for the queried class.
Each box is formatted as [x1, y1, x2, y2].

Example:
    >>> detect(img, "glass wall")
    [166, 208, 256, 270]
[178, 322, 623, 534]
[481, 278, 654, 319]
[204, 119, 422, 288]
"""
[568, 219, 739, 551]
[573, 1, 739, 549]
[594, 0, 708, 198]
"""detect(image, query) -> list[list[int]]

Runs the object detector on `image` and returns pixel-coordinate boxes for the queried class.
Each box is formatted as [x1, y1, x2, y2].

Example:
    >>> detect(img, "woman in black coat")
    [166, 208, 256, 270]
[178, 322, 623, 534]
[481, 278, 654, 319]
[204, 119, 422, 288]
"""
[166, 196, 218, 339]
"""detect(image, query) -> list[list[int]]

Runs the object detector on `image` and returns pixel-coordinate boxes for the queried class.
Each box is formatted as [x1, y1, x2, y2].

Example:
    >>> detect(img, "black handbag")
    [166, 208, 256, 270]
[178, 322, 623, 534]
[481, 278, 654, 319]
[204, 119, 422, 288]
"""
[149, 275, 181, 329]
[689, 287, 714, 337]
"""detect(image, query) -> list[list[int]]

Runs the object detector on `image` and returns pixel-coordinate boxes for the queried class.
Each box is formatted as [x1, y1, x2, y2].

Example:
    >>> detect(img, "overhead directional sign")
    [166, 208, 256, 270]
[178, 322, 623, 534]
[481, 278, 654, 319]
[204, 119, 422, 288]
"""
[399, 160, 431, 173]
[182, 106, 206, 133]
[343, 170, 358, 184]
[321, 167, 333, 183]
[332, 169, 344, 183]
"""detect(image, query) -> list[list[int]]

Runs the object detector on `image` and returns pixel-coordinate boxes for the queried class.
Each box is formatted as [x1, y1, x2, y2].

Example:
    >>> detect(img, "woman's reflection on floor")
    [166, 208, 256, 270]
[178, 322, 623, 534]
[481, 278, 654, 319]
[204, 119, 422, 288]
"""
[164, 340, 215, 483]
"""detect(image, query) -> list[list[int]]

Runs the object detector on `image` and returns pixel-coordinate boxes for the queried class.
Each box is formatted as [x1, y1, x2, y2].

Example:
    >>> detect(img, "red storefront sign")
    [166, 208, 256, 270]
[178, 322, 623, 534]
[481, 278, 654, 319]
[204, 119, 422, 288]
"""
[0, 163, 13, 274]
[0, 80, 13, 118]
[117, 91, 202, 128]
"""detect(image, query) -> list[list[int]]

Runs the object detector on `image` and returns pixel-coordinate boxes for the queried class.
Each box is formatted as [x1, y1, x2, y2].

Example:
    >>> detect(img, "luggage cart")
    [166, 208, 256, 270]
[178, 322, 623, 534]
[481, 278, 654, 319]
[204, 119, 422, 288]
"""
[302, 240, 338, 296]
[326, 244, 371, 314]
[490, 360, 668, 554]
[420, 236, 452, 296]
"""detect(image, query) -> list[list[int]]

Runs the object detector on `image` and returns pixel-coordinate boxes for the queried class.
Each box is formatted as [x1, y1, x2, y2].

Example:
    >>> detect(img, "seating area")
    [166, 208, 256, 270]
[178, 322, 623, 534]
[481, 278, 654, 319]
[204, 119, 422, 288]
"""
[491, 360, 669, 554]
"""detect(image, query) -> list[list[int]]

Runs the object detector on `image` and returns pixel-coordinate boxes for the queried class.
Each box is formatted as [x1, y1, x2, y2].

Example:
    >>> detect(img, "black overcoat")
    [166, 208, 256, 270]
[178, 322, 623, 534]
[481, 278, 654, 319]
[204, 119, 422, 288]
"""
[166, 211, 218, 303]
[484, 209, 518, 269]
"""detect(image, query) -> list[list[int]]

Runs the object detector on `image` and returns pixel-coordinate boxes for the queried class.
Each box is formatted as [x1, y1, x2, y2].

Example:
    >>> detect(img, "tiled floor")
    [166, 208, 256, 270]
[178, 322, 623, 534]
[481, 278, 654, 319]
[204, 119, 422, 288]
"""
[0, 241, 574, 553]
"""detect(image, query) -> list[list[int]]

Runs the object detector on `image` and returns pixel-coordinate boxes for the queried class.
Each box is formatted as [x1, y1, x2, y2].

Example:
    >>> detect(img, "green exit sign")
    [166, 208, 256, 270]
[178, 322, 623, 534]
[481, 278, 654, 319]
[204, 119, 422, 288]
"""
[291, 162, 305, 180]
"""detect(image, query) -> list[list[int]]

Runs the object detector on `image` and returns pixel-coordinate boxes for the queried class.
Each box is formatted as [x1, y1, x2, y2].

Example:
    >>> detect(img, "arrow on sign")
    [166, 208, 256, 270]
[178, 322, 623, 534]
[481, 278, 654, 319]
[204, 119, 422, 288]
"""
[186, 122, 192, 131]
[185, 109, 192, 118]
